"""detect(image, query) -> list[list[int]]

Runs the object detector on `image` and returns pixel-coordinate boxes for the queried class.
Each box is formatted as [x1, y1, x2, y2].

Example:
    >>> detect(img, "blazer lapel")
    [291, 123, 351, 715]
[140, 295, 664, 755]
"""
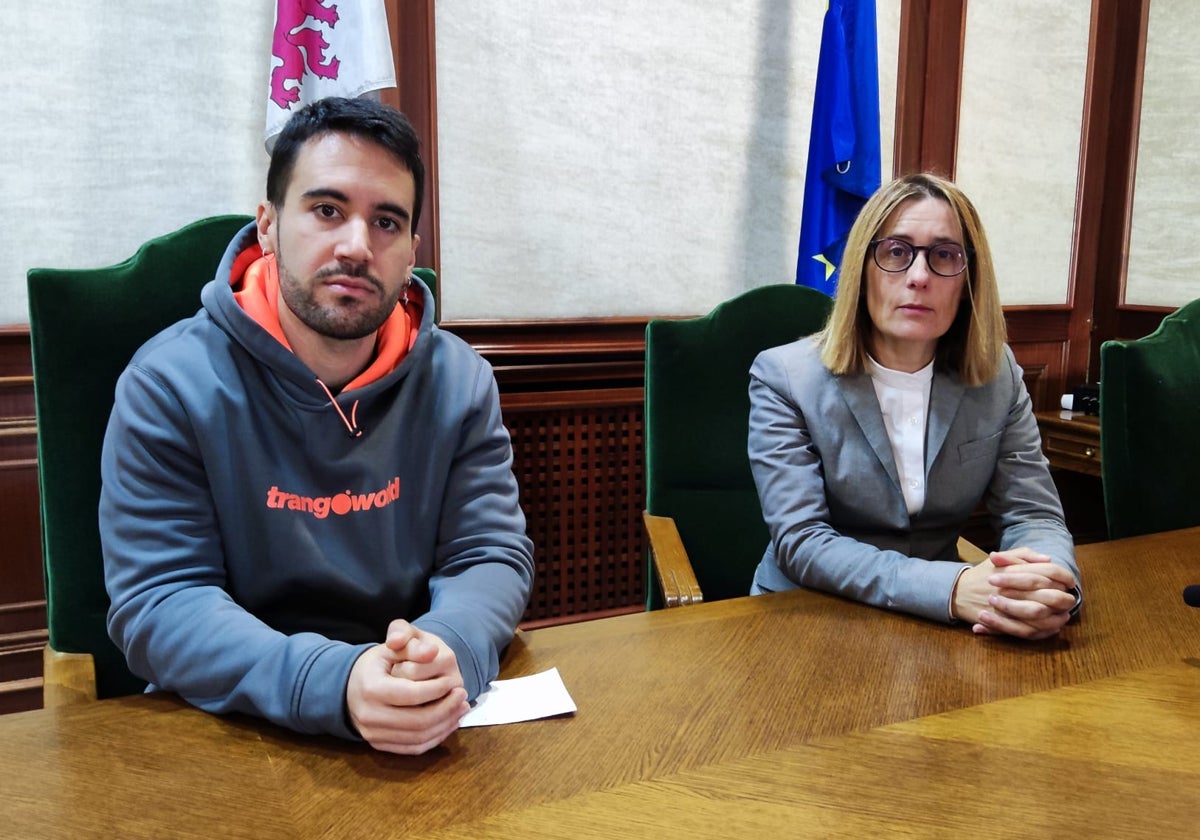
[926, 371, 965, 476]
[837, 373, 901, 489]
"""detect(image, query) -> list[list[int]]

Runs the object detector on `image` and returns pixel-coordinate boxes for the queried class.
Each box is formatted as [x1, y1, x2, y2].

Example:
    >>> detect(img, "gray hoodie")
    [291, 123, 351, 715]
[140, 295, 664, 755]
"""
[100, 223, 534, 739]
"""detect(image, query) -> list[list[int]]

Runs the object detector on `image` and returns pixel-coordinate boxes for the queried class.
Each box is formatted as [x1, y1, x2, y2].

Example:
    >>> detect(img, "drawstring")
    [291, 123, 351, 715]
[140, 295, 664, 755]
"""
[315, 378, 363, 438]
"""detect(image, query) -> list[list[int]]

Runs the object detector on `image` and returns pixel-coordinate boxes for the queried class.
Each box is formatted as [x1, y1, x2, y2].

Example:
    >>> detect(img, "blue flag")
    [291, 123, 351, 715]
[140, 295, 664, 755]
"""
[795, 0, 881, 295]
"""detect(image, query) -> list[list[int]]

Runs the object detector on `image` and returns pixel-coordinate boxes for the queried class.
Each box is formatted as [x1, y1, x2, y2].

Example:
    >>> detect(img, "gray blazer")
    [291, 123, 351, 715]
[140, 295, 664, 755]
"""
[748, 337, 1077, 623]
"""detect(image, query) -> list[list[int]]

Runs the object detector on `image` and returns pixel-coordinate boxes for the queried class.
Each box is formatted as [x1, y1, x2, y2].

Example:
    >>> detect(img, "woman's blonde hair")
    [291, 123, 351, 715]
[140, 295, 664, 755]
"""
[818, 172, 1006, 386]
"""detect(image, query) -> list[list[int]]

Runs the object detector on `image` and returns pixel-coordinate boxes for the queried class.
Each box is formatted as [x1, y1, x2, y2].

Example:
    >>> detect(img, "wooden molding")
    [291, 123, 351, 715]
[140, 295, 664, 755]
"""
[1078, 0, 1152, 381]
[1115, 304, 1175, 342]
[442, 317, 647, 357]
[1002, 306, 1071, 343]
[0, 602, 48, 643]
[443, 318, 647, 390]
[894, 0, 967, 177]
[392, 0, 441, 282]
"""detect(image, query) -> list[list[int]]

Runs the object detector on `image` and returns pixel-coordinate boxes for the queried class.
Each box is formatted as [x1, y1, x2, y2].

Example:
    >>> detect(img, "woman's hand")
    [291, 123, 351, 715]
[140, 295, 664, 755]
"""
[952, 548, 1078, 640]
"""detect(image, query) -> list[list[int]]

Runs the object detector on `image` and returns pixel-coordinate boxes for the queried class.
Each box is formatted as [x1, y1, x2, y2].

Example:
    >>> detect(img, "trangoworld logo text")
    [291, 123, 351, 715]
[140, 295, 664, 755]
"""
[266, 477, 400, 519]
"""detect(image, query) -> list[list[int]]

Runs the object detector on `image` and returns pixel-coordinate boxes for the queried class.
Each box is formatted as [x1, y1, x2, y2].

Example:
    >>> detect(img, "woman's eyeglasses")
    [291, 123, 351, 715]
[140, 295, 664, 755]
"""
[869, 238, 968, 277]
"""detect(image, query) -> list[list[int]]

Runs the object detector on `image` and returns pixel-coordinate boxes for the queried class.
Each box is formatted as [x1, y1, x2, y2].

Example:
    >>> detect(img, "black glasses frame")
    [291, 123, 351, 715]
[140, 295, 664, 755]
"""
[868, 238, 969, 277]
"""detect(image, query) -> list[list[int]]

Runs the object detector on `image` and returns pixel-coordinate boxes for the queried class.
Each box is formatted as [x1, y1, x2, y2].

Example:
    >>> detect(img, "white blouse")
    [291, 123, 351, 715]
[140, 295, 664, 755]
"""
[867, 356, 934, 517]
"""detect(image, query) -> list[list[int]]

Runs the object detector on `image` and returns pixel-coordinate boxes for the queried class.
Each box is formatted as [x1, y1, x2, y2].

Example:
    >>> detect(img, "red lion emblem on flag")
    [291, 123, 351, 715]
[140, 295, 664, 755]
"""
[270, 0, 342, 109]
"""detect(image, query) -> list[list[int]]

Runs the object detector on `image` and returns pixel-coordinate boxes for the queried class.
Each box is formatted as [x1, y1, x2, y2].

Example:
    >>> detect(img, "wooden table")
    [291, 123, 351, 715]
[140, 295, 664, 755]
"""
[4, 528, 1200, 838]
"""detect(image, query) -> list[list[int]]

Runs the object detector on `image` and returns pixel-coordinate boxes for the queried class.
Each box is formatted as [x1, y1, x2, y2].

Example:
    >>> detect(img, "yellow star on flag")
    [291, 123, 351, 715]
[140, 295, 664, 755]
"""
[812, 253, 837, 282]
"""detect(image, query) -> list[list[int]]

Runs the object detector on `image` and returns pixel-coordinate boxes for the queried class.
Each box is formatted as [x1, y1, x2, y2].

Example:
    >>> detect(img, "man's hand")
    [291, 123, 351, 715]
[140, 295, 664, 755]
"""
[952, 548, 1078, 640]
[346, 620, 469, 754]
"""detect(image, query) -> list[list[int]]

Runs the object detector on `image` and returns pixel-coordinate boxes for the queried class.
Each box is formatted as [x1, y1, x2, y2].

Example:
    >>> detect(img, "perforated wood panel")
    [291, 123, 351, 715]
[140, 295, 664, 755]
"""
[502, 391, 645, 624]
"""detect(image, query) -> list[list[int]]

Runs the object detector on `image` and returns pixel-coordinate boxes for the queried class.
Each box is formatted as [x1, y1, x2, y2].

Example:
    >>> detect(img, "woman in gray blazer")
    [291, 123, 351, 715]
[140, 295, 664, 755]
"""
[749, 173, 1079, 640]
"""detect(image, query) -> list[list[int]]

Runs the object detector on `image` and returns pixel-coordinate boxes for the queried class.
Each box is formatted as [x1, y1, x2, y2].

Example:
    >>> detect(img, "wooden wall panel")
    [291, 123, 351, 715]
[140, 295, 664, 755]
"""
[503, 389, 645, 626]
[1008, 341, 1065, 414]
[0, 330, 46, 714]
[894, 0, 967, 177]
[449, 320, 648, 625]
[1081, 0, 1156, 381]
[390, 0, 441, 280]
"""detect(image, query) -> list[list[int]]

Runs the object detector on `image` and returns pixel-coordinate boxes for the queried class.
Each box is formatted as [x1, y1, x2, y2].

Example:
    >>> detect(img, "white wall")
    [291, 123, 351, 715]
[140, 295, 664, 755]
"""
[956, 2, 1090, 306]
[9, 1, 902, 326]
[23, 3, 1171, 327]
[1127, 0, 1200, 307]
[6, 2, 272, 326]
[434, 0, 899, 320]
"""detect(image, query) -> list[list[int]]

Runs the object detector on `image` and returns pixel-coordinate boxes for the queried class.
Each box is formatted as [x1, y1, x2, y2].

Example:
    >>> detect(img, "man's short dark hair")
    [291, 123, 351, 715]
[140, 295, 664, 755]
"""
[266, 97, 425, 231]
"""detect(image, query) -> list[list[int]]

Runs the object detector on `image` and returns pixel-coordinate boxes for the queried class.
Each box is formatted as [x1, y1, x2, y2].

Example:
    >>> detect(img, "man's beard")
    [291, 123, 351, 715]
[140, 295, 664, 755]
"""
[277, 252, 400, 341]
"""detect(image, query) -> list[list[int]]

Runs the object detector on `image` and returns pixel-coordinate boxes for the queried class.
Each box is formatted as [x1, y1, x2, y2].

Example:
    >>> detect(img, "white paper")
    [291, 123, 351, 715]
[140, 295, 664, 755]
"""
[459, 667, 576, 728]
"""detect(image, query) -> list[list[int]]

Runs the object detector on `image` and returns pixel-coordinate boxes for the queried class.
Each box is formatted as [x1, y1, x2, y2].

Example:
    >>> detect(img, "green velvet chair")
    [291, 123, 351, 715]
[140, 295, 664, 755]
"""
[1099, 297, 1200, 540]
[29, 215, 439, 704]
[643, 284, 834, 608]
[29, 215, 252, 704]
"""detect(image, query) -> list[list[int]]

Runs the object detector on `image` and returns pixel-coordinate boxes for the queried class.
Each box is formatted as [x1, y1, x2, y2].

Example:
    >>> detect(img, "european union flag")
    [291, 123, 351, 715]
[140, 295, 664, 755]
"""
[795, 0, 881, 295]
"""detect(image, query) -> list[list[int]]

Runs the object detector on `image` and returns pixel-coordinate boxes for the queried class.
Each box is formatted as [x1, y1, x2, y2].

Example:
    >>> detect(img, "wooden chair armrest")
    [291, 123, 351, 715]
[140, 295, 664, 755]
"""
[956, 536, 989, 565]
[643, 511, 703, 608]
[642, 518, 985, 605]
[43, 645, 98, 707]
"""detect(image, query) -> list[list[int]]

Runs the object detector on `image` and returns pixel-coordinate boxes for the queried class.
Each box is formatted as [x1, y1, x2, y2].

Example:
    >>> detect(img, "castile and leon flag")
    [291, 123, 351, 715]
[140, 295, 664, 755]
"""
[264, 0, 396, 151]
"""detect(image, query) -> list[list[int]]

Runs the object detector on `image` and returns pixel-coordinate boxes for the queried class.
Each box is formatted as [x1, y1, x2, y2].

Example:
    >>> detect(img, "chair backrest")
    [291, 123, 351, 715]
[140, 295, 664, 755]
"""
[28, 215, 252, 697]
[1100, 297, 1200, 540]
[644, 284, 833, 607]
[413, 266, 439, 317]
[28, 216, 440, 699]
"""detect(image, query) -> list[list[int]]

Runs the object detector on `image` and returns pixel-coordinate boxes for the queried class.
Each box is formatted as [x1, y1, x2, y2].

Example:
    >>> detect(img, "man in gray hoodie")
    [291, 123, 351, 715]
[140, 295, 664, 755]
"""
[100, 97, 534, 755]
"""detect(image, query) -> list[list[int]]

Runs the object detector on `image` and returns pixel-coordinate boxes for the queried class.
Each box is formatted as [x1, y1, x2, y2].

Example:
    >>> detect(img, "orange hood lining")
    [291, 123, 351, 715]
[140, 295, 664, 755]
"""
[230, 245, 422, 393]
